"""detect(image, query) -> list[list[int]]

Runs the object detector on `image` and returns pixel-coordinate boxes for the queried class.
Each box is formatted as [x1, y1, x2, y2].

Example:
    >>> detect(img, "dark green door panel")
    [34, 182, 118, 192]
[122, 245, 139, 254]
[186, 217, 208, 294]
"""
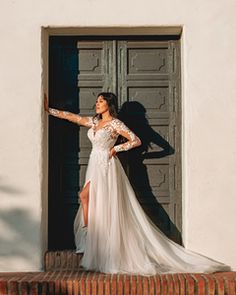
[117, 40, 182, 242]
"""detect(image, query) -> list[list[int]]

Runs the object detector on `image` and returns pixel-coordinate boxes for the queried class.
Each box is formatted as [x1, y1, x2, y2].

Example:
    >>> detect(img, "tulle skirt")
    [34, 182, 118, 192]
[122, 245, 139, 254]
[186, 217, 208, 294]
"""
[73, 150, 231, 275]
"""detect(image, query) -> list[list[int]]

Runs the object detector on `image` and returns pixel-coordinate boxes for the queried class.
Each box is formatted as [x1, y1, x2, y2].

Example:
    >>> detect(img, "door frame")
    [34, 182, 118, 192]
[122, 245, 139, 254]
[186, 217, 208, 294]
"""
[41, 26, 183, 258]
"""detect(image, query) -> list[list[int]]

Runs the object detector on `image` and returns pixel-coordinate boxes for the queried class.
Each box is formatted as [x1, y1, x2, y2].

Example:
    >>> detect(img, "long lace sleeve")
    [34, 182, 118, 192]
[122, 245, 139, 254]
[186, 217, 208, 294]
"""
[113, 119, 142, 153]
[48, 107, 93, 127]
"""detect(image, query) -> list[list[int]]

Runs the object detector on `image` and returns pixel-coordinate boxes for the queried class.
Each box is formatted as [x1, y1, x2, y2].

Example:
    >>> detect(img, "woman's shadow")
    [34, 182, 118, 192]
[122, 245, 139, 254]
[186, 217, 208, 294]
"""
[117, 101, 183, 245]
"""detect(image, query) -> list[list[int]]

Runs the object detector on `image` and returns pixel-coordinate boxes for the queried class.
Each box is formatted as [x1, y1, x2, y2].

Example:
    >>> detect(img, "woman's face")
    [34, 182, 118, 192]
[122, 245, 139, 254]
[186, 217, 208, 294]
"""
[95, 95, 109, 114]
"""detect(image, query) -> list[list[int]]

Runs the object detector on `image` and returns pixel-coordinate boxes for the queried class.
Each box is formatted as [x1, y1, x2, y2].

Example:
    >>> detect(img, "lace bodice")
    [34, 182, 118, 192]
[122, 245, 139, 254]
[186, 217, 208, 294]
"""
[87, 118, 118, 151]
[86, 116, 141, 153]
[48, 108, 142, 153]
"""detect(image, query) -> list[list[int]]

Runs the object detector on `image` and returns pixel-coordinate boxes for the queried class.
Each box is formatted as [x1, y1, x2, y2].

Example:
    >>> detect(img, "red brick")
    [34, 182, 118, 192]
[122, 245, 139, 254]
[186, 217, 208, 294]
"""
[54, 252, 61, 270]
[100, 273, 107, 295]
[154, 275, 161, 295]
[48, 281, 55, 294]
[29, 281, 38, 295]
[80, 272, 86, 295]
[191, 274, 206, 295]
[8, 281, 19, 295]
[184, 274, 195, 295]
[160, 275, 168, 294]
[0, 281, 8, 295]
[223, 276, 236, 295]
[177, 274, 186, 295]
[123, 275, 130, 295]
[137, 275, 142, 295]
[104, 275, 110, 295]
[110, 274, 116, 295]
[47, 252, 55, 271]
[86, 271, 92, 295]
[19, 281, 29, 295]
[117, 274, 124, 295]
[92, 272, 98, 295]
[73, 278, 79, 295]
[201, 274, 215, 295]
[54, 274, 61, 294]
[166, 275, 174, 294]
[67, 279, 73, 295]
[64, 251, 70, 270]
[41, 281, 49, 295]
[172, 274, 180, 295]
[130, 275, 137, 295]
[142, 276, 149, 295]
[148, 276, 155, 295]
[214, 274, 225, 295]
[61, 279, 67, 294]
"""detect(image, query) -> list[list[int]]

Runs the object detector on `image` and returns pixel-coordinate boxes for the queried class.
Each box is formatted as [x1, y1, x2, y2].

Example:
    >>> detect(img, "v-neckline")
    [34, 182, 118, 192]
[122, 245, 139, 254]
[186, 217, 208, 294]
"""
[93, 118, 115, 136]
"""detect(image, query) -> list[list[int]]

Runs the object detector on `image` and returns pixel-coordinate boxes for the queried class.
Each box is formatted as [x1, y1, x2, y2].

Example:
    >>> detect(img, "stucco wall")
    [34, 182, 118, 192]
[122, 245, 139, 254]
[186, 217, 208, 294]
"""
[0, 0, 235, 271]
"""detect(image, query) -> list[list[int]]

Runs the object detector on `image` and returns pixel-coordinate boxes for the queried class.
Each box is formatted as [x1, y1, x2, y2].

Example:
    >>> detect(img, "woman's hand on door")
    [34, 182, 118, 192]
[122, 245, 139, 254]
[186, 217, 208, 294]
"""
[44, 93, 49, 112]
[44, 94, 93, 127]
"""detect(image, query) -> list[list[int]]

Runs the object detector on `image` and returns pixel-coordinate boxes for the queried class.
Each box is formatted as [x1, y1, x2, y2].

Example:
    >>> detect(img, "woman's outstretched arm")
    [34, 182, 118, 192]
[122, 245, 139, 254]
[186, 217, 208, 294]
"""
[44, 93, 93, 127]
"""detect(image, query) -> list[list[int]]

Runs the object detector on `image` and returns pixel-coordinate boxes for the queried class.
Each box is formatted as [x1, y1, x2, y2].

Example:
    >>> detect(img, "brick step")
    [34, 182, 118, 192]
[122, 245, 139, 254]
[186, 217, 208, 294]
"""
[0, 270, 236, 294]
[44, 250, 83, 271]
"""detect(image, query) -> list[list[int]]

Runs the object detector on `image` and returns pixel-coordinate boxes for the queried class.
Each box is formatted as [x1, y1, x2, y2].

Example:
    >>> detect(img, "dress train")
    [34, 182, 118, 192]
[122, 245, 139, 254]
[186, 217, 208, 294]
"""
[73, 116, 231, 275]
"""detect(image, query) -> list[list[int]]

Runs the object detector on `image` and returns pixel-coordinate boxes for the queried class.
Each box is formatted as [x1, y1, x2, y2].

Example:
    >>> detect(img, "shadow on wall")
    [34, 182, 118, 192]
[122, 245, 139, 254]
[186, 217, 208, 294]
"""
[117, 101, 182, 245]
[0, 179, 26, 195]
[0, 178, 40, 270]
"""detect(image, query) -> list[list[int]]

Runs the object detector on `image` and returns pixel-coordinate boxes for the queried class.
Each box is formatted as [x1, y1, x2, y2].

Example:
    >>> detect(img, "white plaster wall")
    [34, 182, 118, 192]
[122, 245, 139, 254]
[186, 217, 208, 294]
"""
[0, 0, 235, 271]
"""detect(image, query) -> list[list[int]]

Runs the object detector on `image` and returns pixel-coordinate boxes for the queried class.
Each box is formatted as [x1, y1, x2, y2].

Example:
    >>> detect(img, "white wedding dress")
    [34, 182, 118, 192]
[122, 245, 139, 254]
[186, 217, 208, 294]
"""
[72, 116, 230, 276]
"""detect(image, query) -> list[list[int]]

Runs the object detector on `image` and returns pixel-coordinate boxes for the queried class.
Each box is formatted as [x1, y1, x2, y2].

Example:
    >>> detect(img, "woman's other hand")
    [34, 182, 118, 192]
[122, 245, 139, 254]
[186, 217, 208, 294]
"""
[109, 147, 117, 159]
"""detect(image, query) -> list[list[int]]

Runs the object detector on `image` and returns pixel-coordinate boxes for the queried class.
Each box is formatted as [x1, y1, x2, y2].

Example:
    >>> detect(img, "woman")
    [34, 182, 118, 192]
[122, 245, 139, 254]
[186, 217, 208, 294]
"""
[44, 92, 231, 276]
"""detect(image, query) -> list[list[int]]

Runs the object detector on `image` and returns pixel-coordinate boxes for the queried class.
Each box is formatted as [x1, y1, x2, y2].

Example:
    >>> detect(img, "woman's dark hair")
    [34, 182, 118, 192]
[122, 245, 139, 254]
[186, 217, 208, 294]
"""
[93, 92, 118, 120]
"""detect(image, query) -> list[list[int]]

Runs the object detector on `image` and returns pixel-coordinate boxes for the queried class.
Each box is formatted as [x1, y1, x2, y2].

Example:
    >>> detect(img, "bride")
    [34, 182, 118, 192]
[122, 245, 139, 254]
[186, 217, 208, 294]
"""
[44, 92, 231, 275]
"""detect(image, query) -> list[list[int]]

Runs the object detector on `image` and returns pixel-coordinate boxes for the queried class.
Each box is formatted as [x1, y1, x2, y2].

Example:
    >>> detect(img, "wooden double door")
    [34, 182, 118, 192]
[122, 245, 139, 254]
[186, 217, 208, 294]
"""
[48, 36, 182, 250]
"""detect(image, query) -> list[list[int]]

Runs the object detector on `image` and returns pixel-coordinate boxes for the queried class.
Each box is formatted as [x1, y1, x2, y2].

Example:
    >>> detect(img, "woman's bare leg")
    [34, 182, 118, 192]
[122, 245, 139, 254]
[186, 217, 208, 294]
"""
[79, 181, 90, 226]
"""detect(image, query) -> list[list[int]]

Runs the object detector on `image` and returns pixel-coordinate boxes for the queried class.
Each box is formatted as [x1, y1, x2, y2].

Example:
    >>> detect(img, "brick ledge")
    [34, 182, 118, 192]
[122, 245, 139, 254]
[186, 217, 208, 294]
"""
[0, 270, 235, 294]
